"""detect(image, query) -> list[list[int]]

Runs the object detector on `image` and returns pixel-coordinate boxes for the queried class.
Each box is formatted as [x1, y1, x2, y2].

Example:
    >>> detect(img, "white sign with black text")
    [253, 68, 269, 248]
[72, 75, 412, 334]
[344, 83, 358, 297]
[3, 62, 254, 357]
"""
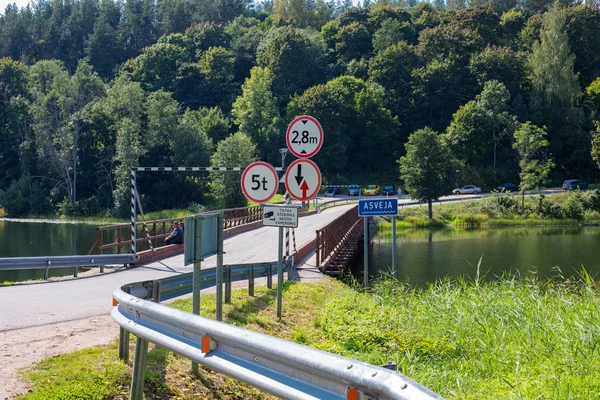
[262, 204, 300, 228]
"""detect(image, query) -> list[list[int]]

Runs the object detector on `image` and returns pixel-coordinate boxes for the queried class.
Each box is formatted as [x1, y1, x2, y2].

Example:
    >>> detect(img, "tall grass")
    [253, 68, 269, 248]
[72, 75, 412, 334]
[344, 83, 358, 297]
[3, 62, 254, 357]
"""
[20, 273, 600, 399]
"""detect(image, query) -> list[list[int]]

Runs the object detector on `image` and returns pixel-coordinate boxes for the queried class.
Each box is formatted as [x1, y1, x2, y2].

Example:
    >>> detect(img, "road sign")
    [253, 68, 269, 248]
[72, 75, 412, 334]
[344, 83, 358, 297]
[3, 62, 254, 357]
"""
[262, 204, 300, 228]
[285, 159, 321, 201]
[286, 115, 323, 159]
[241, 162, 279, 203]
[358, 199, 398, 217]
[184, 213, 220, 266]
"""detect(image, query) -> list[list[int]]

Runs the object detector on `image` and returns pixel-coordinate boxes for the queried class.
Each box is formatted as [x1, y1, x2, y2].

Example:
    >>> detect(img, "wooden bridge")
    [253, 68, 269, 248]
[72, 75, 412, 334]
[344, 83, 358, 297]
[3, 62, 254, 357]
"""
[88, 204, 363, 274]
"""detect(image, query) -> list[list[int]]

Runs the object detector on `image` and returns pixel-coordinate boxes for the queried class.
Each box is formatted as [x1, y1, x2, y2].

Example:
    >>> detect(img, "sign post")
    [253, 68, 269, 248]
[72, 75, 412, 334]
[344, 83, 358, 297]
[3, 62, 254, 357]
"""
[358, 199, 399, 288]
[184, 212, 221, 375]
[260, 203, 302, 319]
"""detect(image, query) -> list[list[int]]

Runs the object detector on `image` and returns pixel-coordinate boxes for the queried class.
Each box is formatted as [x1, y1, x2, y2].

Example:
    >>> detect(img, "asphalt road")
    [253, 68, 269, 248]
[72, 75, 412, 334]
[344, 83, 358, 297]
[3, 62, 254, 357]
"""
[0, 204, 356, 332]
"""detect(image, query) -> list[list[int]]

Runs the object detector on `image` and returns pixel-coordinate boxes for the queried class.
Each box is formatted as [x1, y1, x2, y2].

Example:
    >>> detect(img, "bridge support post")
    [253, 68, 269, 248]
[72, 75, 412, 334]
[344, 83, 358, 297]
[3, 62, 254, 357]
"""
[130, 337, 148, 400]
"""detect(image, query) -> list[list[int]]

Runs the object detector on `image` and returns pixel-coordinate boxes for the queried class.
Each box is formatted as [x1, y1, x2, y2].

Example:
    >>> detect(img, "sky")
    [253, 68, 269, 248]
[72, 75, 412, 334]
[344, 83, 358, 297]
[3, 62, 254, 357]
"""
[0, 0, 30, 12]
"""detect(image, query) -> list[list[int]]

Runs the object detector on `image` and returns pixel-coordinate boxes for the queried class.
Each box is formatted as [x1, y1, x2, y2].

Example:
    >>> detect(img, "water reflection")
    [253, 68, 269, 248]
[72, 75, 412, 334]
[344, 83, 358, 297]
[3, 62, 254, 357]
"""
[0, 220, 99, 282]
[360, 226, 600, 286]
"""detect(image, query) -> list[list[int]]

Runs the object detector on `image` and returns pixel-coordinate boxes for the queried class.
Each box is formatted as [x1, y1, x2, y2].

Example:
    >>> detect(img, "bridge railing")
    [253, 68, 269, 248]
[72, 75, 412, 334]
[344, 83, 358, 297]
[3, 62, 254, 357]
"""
[315, 205, 361, 269]
[88, 205, 281, 255]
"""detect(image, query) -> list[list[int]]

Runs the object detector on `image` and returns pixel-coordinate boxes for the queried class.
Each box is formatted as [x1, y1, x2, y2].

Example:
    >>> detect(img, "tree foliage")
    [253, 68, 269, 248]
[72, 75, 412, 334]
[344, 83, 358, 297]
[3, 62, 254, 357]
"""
[399, 127, 459, 219]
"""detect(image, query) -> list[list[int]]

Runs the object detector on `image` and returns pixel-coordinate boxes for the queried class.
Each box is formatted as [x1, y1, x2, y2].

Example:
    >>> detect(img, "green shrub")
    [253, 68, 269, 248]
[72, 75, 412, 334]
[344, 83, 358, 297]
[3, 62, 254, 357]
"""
[562, 191, 585, 220]
[585, 189, 600, 212]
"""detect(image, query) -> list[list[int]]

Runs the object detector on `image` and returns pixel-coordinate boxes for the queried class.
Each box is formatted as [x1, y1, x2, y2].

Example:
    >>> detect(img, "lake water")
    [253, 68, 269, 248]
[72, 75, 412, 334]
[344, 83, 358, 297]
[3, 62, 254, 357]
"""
[0, 219, 99, 282]
[359, 226, 600, 286]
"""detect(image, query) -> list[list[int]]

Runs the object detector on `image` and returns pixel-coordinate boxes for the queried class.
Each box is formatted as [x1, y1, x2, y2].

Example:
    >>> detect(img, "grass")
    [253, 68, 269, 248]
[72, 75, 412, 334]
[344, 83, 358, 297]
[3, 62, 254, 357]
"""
[18, 273, 600, 399]
[378, 192, 600, 229]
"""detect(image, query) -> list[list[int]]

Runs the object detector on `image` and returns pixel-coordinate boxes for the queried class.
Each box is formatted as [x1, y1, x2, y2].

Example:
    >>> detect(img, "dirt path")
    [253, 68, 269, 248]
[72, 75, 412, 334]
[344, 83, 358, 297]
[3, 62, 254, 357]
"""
[1, 315, 119, 399]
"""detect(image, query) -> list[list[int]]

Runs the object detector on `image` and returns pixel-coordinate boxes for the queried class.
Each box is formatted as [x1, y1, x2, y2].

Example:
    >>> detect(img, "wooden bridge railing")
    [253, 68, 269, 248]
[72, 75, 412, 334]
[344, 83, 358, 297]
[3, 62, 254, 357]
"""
[315, 205, 361, 273]
[88, 205, 309, 255]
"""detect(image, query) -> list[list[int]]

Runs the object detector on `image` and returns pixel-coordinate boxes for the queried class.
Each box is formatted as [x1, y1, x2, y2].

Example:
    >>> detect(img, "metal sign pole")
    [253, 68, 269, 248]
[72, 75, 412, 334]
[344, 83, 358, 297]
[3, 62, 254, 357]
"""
[216, 212, 224, 322]
[192, 216, 202, 375]
[392, 215, 396, 278]
[363, 217, 368, 288]
[277, 226, 284, 319]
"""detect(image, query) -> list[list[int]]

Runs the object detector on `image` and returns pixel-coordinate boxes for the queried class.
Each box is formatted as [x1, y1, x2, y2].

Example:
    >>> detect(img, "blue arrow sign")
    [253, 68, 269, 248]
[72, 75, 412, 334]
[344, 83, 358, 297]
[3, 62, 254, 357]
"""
[358, 199, 398, 217]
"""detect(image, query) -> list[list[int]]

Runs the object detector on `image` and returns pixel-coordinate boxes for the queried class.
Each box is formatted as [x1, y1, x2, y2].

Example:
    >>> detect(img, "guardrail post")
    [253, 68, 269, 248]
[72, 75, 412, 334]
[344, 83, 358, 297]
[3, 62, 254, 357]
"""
[249, 264, 254, 296]
[73, 265, 78, 277]
[286, 256, 292, 281]
[225, 265, 231, 304]
[44, 261, 49, 280]
[119, 327, 129, 362]
[267, 262, 272, 289]
[130, 337, 148, 400]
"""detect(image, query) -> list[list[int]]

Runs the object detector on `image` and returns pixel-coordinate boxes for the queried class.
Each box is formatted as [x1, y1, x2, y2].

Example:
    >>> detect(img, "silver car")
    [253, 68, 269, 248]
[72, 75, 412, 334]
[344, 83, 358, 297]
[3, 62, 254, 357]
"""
[452, 185, 481, 194]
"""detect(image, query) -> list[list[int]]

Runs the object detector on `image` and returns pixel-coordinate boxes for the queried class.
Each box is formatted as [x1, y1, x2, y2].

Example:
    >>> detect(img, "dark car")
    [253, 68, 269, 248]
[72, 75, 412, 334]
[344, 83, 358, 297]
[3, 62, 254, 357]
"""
[348, 184, 361, 196]
[383, 185, 395, 195]
[562, 179, 589, 190]
[497, 183, 518, 192]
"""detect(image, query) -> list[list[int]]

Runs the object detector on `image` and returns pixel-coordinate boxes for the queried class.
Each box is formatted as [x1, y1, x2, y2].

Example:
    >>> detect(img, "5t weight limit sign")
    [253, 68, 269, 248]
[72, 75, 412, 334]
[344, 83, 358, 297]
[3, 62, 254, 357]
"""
[286, 115, 323, 159]
[241, 162, 279, 203]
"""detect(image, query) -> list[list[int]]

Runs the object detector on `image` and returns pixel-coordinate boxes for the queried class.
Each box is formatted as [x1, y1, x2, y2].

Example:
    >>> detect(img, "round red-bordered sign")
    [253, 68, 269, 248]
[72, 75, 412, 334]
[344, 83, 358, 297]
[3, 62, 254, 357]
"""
[284, 159, 321, 201]
[285, 115, 324, 159]
[241, 162, 279, 203]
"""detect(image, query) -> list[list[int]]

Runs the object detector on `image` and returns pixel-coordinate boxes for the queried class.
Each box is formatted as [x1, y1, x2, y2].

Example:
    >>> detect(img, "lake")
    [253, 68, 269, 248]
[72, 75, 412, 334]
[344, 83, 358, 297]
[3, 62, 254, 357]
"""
[0, 219, 99, 282]
[359, 226, 600, 286]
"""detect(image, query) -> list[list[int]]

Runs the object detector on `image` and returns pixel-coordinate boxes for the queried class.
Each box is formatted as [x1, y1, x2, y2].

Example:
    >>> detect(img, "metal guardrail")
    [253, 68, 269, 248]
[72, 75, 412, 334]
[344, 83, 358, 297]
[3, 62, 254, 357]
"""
[122, 261, 287, 303]
[112, 282, 443, 400]
[0, 254, 138, 279]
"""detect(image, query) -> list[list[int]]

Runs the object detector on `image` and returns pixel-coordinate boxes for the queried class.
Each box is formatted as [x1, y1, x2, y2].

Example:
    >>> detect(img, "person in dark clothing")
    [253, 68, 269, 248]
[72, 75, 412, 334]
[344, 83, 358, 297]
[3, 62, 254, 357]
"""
[165, 221, 183, 245]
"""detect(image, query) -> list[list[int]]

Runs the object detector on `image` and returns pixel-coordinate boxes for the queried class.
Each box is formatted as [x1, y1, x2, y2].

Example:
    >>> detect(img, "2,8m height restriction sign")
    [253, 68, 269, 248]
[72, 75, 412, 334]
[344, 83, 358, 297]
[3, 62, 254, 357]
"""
[241, 161, 279, 203]
[286, 115, 323, 159]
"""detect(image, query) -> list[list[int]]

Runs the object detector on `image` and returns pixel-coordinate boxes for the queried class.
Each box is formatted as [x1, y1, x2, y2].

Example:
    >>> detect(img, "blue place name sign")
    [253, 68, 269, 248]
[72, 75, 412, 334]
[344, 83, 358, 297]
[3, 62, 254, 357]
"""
[358, 199, 398, 217]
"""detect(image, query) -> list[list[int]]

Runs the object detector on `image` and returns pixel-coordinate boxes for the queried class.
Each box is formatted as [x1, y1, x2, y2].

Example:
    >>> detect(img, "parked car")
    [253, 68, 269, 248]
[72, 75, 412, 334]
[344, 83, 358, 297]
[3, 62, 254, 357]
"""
[348, 184, 361, 196]
[497, 182, 518, 192]
[383, 185, 395, 195]
[452, 185, 481, 194]
[363, 184, 381, 196]
[562, 179, 589, 190]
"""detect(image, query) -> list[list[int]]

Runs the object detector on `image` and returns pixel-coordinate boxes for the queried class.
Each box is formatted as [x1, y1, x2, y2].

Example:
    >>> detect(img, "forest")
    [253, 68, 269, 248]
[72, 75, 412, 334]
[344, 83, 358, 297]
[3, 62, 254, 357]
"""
[0, 0, 600, 217]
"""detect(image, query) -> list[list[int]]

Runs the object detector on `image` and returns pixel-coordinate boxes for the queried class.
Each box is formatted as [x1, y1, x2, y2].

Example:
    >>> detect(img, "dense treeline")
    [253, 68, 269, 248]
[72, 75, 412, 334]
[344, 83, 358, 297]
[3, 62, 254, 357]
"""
[1, 0, 600, 217]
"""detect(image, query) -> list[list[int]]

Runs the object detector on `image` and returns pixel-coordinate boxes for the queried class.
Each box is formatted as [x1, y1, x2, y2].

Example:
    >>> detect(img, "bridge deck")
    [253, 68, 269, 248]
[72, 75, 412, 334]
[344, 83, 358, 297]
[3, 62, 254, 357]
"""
[0, 204, 356, 332]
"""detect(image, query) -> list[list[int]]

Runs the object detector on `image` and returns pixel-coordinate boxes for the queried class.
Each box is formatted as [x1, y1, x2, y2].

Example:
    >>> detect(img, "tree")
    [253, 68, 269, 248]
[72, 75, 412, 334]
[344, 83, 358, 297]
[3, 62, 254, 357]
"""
[29, 59, 104, 207]
[445, 80, 519, 184]
[257, 26, 327, 104]
[513, 122, 554, 213]
[232, 66, 283, 165]
[528, 4, 585, 173]
[209, 132, 258, 208]
[592, 122, 600, 170]
[287, 75, 400, 176]
[399, 127, 459, 219]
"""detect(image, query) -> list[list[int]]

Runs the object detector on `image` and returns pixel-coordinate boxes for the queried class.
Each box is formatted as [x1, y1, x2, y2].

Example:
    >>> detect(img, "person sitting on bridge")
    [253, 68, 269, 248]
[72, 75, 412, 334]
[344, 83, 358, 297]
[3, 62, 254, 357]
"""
[165, 221, 183, 245]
